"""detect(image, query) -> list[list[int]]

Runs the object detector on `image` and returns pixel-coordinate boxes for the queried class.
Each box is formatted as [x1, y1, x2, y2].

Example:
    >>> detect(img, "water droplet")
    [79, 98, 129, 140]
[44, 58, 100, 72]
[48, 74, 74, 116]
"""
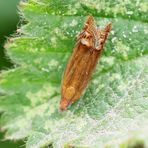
[132, 26, 138, 33]
[41, 67, 49, 72]
[70, 19, 78, 27]
[123, 34, 127, 38]
[126, 11, 133, 15]
[111, 37, 117, 43]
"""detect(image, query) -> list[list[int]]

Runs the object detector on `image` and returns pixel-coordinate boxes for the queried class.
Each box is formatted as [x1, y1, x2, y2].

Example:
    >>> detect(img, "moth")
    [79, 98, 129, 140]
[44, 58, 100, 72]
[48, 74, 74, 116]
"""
[60, 16, 111, 111]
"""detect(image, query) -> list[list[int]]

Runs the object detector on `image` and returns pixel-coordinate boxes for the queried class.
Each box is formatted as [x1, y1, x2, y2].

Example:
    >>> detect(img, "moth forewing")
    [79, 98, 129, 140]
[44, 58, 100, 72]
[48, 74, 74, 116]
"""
[60, 16, 111, 111]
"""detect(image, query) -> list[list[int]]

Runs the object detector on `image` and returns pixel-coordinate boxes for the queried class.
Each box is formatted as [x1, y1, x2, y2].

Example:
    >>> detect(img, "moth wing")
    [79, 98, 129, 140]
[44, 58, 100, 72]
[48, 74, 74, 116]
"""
[76, 16, 96, 42]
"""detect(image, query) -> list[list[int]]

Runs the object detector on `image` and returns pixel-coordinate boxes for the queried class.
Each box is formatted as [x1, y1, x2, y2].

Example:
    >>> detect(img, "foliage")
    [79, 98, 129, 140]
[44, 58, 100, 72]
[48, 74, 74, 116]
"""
[0, 0, 148, 147]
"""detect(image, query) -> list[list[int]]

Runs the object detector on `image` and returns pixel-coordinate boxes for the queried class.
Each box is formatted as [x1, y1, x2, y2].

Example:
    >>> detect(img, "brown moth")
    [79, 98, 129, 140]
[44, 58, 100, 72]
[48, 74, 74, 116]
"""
[60, 16, 111, 111]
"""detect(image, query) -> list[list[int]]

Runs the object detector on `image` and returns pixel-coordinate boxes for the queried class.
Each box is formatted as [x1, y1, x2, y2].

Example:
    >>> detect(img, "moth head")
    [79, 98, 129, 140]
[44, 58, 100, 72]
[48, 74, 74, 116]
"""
[78, 16, 111, 50]
[79, 16, 98, 49]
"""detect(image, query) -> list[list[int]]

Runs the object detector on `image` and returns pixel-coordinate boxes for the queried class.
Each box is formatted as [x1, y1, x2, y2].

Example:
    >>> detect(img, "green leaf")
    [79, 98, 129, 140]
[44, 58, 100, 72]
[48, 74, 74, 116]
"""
[0, 0, 148, 147]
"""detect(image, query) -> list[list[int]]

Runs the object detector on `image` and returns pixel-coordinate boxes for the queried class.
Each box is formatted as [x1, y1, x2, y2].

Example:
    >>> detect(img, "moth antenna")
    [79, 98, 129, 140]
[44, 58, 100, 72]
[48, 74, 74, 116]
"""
[86, 15, 94, 24]
[84, 15, 95, 29]
[104, 22, 112, 33]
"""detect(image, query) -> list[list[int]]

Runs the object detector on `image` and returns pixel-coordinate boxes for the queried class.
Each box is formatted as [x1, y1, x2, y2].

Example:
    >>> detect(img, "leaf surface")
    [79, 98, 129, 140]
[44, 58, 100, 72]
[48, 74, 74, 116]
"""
[0, 0, 148, 147]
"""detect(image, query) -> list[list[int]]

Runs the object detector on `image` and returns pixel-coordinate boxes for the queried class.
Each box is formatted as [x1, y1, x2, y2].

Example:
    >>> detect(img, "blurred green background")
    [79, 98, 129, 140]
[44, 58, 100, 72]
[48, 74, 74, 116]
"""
[0, 0, 25, 147]
[0, 0, 19, 70]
